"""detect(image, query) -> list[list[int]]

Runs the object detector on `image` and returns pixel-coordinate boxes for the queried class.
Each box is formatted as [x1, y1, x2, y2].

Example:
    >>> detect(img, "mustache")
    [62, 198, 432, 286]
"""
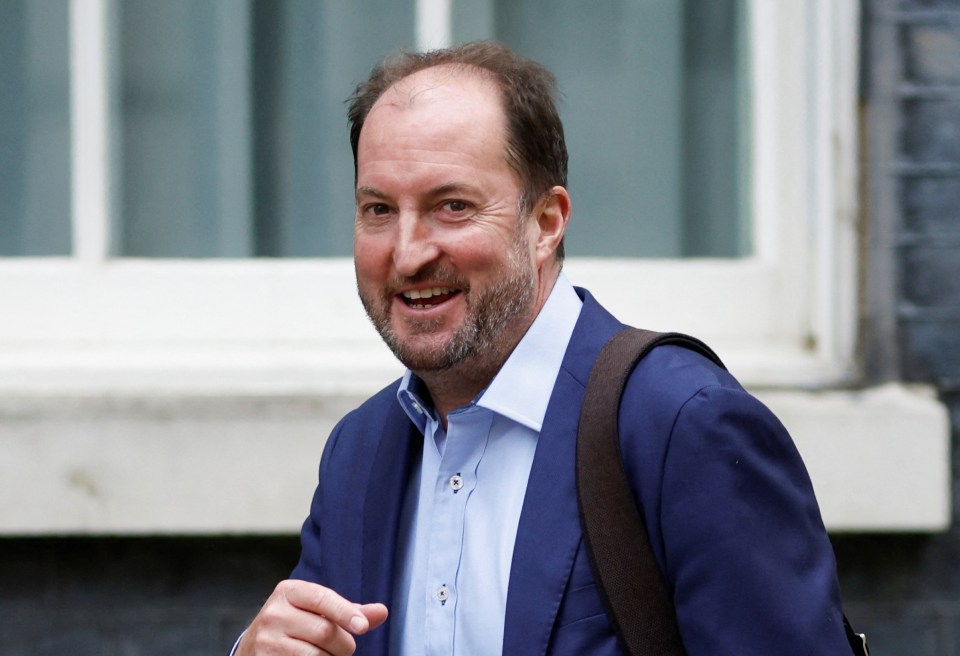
[385, 264, 469, 292]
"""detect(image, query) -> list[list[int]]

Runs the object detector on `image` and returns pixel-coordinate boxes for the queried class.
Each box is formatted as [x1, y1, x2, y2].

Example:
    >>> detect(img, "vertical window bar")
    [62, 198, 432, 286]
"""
[213, 0, 253, 256]
[70, 0, 112, 262]
[417, 0, 452, 50]
[748, 0, 781, 261]
[811, 0, 860, 363]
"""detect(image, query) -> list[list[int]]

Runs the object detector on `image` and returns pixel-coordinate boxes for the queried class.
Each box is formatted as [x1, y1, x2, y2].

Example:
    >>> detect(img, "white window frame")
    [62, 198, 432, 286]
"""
[0, 0, 952, 535]
[0, 0, 859, 393]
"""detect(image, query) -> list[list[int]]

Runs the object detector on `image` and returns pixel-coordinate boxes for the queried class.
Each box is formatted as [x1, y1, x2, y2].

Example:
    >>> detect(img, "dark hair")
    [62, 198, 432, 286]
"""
[348, 41, 568, 260]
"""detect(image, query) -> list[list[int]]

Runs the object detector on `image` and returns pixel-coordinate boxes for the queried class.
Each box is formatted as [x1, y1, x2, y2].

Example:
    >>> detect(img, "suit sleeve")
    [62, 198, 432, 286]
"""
[655, 385, 851, 655]
[289, 418, 346, 582]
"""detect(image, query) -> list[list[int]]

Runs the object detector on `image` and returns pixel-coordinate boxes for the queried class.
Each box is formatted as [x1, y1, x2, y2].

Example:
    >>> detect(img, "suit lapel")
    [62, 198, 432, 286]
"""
[359, 399, 422, 654]
[502, 290, 623, 655]
[502, 367, 587, 656]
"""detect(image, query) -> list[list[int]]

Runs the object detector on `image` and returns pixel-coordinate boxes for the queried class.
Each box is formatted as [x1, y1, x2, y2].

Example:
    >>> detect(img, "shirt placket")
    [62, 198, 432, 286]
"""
[423, 406, 492, 656]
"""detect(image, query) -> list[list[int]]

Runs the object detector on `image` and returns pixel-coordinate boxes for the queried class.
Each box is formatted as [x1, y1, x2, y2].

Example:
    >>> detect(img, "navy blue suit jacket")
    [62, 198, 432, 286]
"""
[291, 289, 852, 655]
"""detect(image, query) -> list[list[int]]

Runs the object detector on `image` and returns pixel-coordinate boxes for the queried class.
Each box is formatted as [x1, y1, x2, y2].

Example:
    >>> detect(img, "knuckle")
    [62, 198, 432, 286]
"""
[311, 585, 348, 620]
[275, 579, 297, 595]
[313, 585, 332, 607]
[292, 643, 319, 656]
[259, 605, 283, 627]
[314, 617, 335, 642]
[310, 616, 356, 653]
[249, 632, 280, 655]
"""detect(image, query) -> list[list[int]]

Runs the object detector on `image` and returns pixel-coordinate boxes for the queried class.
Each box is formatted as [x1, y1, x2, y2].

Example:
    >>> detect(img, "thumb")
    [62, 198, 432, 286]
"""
[353, 602, 389, 633]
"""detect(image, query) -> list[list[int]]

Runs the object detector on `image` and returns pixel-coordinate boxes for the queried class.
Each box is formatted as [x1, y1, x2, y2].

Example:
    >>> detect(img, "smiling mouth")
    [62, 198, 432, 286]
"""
[400, 286, 460, 309]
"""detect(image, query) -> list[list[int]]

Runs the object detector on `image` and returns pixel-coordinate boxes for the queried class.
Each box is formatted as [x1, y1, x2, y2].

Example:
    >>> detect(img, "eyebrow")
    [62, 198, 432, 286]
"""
[428, 182, 480, 199]
[355, 186, 390, 202]
[355, 182, 480, 203]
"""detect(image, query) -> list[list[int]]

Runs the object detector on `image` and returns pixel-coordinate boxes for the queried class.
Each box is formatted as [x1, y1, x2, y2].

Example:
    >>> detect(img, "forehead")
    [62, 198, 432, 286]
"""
[360, 65, 507, 151]
[379, 64, 499, 107]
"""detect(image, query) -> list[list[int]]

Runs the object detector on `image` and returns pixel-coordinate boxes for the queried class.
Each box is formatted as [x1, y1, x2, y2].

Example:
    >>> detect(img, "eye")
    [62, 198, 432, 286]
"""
[437, 199, 474, 219]
[360, 202, 392, 218]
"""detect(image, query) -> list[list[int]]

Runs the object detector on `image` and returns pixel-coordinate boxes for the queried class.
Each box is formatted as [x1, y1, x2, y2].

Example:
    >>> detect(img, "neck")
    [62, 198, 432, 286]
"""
[417, 365, 497, 429]
[417, 302, 533, 426]
[422, 266, 562, 427]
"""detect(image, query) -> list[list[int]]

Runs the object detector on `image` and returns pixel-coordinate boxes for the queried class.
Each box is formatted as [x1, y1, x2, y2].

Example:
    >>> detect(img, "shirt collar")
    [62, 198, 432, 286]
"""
[397, 369, 432, 434]
[396, 273, 583, 433]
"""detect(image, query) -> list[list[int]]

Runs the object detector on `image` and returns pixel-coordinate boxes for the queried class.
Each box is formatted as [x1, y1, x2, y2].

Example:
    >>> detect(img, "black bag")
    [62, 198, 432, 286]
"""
[575, 327, 869, 656]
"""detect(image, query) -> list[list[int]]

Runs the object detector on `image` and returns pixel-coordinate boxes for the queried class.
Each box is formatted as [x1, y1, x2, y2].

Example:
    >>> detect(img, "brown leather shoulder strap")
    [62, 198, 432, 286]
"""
[576, 328, 723, 656]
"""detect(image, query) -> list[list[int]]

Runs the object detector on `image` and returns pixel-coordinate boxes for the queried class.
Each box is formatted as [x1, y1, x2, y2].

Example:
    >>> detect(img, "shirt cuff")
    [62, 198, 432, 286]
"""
[228, 631, 245, 656]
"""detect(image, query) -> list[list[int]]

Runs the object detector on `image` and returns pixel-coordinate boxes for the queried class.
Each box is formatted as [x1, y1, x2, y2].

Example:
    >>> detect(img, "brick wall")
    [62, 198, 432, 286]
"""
[833, 0, 960, 653]
[0, 537, 299, 655]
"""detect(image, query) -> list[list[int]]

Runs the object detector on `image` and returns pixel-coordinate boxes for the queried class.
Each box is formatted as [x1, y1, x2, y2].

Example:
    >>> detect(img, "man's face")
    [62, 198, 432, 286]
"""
[353, 66, 543, 375]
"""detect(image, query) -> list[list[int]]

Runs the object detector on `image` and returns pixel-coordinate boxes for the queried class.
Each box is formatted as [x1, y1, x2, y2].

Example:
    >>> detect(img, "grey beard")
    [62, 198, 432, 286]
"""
[360, 233, 536, 374]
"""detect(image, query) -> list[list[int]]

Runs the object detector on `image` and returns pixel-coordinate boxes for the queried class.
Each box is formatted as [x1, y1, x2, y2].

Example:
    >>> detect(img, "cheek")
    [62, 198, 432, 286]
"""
[354, 237, 392, 281]
[445, 229, 516, 269]
[458, 233, 533, 278]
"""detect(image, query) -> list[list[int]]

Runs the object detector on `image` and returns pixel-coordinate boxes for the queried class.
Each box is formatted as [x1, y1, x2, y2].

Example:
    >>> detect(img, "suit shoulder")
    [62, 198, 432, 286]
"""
[616, 343, 767, 462]
[340, 378, 403, 423]
[322, 378, 404, 458]
[626, 342, 743, 403]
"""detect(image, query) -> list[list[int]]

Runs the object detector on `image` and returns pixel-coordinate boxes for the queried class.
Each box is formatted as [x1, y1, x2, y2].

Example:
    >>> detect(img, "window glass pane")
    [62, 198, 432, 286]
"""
[0, 1, 71, 256]
[682, 0, 750, 257]
[459, 0, 750, 258]
[116, 0, 416, 257]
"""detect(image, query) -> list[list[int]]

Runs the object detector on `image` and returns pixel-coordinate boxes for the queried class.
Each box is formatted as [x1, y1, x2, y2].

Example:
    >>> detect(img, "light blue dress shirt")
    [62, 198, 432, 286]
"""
[389, 274, 583, 656]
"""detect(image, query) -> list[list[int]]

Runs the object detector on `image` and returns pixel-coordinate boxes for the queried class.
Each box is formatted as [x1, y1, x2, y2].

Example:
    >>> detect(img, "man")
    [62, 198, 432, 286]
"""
[235, 41, 853, 655]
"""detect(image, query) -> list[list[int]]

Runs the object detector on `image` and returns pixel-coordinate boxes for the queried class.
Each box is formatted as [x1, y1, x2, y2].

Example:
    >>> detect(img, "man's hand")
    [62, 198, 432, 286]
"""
[236, 579, 389, 655]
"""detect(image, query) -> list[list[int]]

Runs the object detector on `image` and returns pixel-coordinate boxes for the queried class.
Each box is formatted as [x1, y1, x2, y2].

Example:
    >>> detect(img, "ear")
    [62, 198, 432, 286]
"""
[532, 186, 571, 267]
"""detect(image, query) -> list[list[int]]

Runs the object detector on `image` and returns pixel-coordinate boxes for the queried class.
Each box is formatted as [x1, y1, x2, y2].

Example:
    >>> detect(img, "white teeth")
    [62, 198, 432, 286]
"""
[403, 287, 451, 300]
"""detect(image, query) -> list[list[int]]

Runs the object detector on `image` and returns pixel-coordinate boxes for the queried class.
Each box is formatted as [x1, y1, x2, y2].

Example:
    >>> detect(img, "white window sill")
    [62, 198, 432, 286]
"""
[756, 384, 951, 532]
[0, 375, 949, 534]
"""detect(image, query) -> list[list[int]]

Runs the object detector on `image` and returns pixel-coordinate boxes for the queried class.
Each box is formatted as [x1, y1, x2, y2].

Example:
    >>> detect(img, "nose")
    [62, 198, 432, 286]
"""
[393, 212, 440, 276]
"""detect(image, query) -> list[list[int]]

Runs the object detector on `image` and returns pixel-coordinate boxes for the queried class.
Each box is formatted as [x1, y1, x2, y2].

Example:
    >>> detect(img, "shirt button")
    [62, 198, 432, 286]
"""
[411, 401, 423, 415]
[435, 585, 451, 605]
[449, 474, 464, 492]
